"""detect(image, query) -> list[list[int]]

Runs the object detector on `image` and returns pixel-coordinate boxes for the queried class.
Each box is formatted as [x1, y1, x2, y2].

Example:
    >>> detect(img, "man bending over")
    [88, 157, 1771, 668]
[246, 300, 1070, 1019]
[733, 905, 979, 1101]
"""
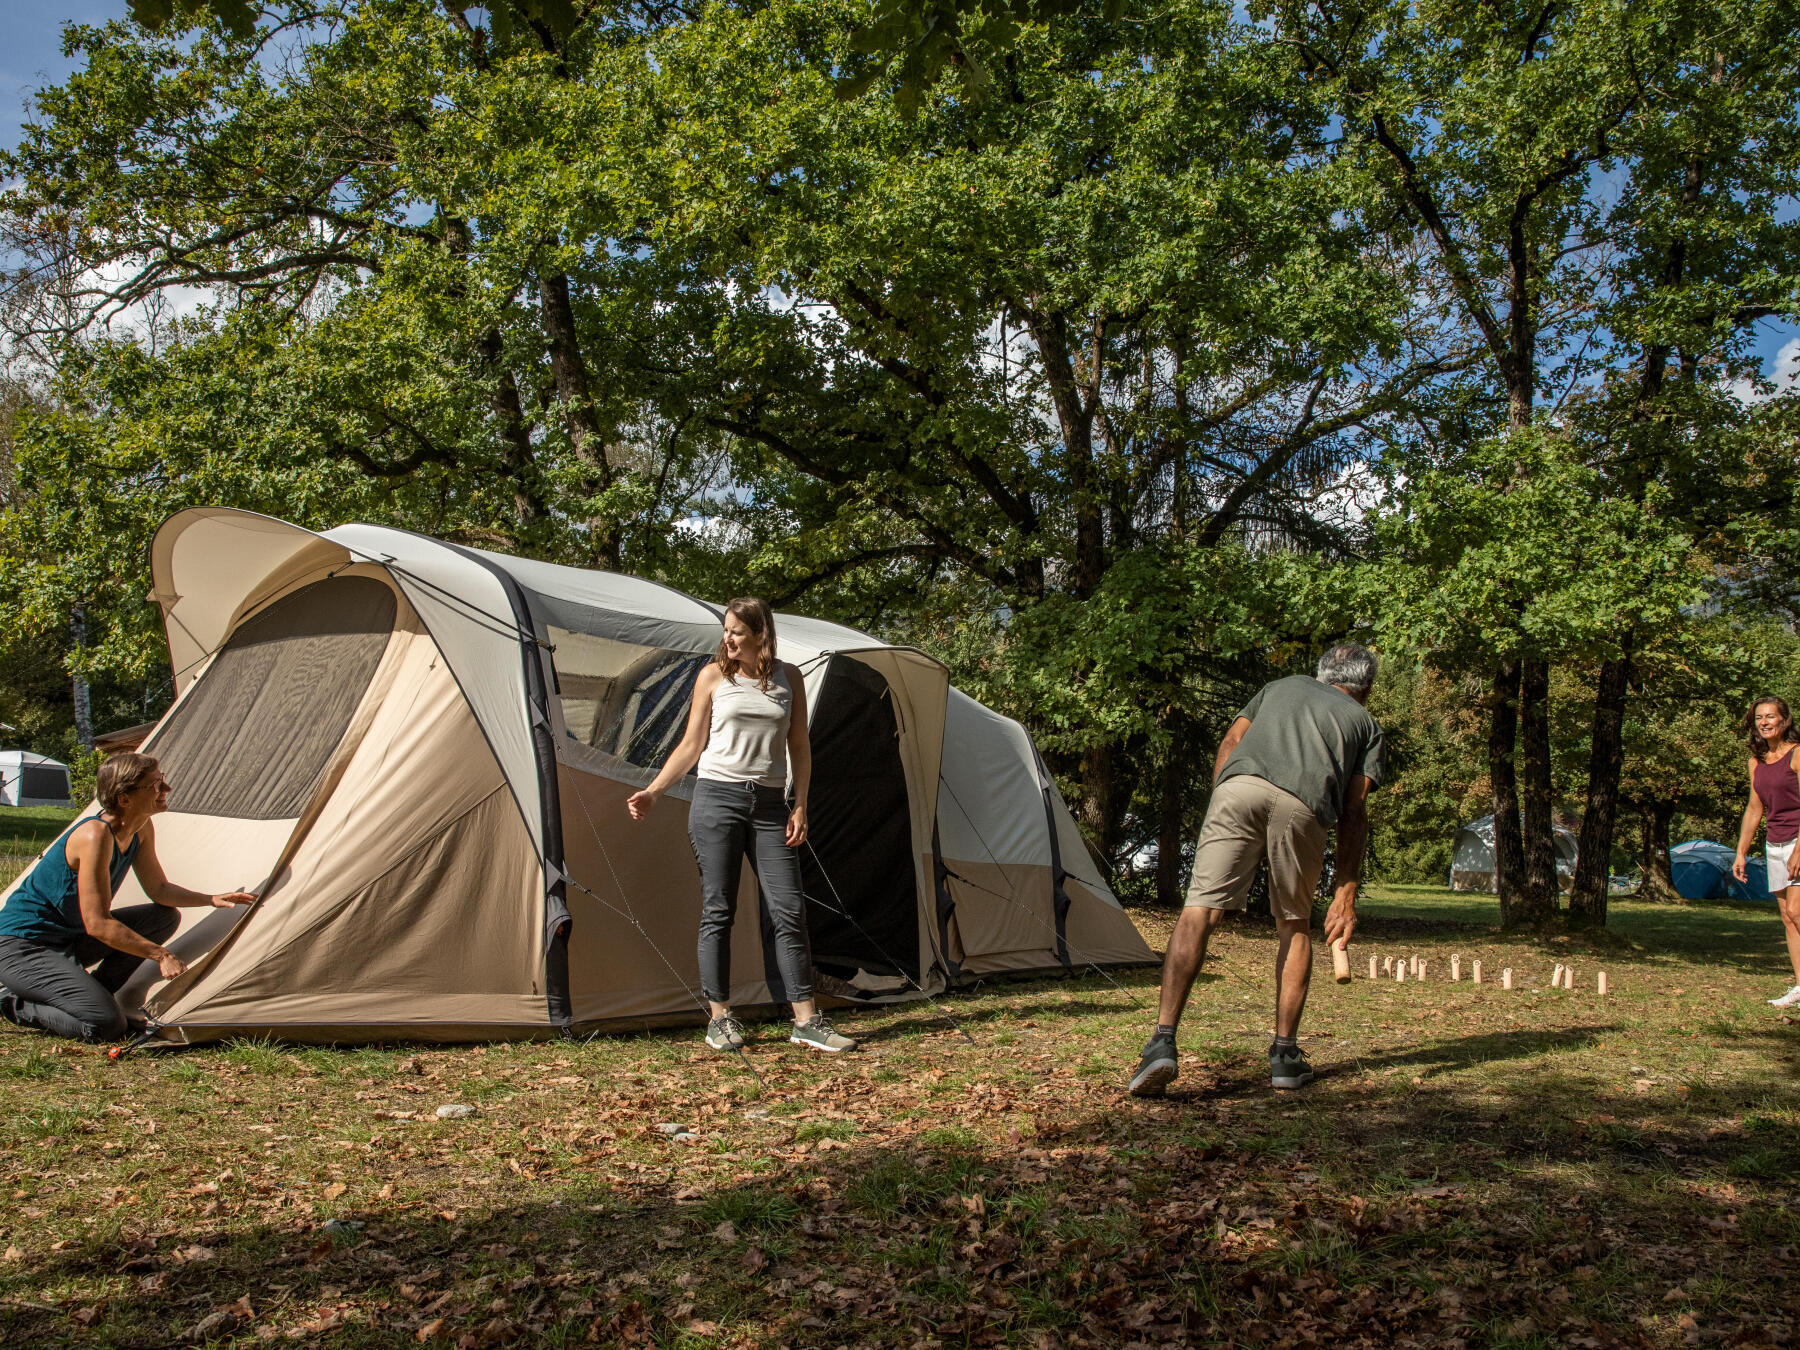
[1130, 644, 1383, 1095]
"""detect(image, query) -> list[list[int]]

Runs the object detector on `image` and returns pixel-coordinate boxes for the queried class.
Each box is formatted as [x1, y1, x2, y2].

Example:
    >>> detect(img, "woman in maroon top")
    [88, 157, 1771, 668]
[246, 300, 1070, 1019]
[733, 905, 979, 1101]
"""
[1733, 696, 1800, 1006]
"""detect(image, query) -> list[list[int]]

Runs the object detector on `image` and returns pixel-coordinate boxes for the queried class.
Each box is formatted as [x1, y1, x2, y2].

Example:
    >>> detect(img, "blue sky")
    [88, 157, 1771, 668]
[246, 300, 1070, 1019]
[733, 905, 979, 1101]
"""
[4, 4, 1796, 375]
[1, 2, 127, 159]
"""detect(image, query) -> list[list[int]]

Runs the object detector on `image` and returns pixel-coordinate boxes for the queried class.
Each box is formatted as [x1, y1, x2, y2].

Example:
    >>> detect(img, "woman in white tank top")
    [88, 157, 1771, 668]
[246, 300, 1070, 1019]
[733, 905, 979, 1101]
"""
[627, 598, 855, 1055]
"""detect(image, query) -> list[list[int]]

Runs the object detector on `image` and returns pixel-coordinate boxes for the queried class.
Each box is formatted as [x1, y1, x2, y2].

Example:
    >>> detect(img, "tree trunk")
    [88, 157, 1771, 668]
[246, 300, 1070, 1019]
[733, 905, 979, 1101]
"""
[70, 607, 92, 751]
[1570, 635, 1634, 927]
[477, 328, 544, 533]
[1490, 660, 1526, 926]
[1638, 804, 1679, 901]
[1516, 658, 1558, 926]
[1154, 723, 1189, 908]
[537, 270, 619, 568]
[1079, 741, 1118, 866]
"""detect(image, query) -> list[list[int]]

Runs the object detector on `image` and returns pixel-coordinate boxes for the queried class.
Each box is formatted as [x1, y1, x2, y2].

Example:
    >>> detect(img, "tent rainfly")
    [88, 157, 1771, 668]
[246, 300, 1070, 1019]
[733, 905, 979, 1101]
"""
[1448, 814, 1579, 894]
[0, 751, 72, 808]
[1669, 840, 1774, 901]
[0, 509, 1151, 1044]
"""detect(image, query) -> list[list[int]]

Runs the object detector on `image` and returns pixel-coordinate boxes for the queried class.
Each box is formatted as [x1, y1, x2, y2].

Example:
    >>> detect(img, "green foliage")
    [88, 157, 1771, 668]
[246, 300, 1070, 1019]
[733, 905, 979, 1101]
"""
[64, 748, 101, 810]
[1364, 663, 1488, 884]
[3, 0, 1798, 901]
[1371, 432, 1708, 670]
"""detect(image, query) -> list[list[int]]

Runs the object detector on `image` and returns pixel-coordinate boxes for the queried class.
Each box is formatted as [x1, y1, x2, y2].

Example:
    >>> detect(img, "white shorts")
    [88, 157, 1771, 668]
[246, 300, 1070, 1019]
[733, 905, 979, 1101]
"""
[1769, 839, 1797, 892]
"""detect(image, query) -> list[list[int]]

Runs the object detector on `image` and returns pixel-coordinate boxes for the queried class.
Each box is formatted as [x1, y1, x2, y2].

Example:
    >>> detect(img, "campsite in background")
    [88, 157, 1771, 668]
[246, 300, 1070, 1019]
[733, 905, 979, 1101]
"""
[3, 0, 1800, 1345]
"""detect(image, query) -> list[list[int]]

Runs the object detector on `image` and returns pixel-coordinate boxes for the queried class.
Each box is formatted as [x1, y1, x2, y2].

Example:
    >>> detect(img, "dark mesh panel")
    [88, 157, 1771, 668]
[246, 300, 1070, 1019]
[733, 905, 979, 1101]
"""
[19, 766, 67, 799]
[796, 657, 920, 982]
[145, 576, 397, 820]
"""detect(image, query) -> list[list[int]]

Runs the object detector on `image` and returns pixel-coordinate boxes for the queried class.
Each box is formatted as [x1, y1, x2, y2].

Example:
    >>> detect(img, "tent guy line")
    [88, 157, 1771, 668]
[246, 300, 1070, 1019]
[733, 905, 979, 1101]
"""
[800, 839, 976, 1046]
[559, 776, 770, 1087]
[934, 775, 1145, 1010]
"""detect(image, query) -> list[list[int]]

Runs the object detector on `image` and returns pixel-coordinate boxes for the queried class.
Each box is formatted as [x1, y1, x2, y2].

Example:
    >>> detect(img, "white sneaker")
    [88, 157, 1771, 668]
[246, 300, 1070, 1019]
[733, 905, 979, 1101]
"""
[1769, 986, 1800, 1008]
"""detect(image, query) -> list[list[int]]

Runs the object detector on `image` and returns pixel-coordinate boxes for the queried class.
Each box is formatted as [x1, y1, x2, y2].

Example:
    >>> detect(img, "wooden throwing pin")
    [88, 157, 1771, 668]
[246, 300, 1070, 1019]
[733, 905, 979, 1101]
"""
[1332, 940, 1352, 985]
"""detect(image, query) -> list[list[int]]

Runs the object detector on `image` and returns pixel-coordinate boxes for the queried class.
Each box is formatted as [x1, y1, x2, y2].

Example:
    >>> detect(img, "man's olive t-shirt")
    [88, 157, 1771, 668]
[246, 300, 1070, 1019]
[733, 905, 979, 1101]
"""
[1218, 675, 1384, 826]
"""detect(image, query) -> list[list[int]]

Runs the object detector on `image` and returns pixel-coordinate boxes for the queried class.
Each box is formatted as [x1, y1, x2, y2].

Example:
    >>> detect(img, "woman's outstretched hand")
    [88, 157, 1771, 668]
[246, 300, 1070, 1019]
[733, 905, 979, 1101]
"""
[627, 789, 658, 821]
[785, 804, 808, 847]
[211, 891, 256, 908]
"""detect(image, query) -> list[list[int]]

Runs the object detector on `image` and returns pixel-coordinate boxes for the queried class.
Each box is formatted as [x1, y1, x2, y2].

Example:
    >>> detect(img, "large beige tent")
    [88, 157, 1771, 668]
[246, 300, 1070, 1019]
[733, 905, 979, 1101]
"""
[0, 509, 1151, 1044]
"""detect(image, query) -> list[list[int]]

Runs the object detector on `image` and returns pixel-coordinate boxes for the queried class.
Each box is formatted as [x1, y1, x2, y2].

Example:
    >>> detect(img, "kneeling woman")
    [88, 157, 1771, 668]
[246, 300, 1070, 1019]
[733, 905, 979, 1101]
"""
[0, 753, 254, 1042]
[627, 598, 855, 1054]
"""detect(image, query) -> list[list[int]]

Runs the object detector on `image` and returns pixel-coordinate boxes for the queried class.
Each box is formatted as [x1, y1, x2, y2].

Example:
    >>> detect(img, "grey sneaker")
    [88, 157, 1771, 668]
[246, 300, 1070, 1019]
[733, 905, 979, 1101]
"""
[705, 1014, 746, 1051]
[1129, 1033, 1178, 1097]
[789, 1014, 856, 1053]
[1269, 1043, 1314, 1090]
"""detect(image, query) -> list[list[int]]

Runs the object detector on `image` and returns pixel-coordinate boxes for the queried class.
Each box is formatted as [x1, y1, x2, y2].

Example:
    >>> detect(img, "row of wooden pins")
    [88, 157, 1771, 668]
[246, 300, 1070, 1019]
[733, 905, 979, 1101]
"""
[1350, 950, 1607, 995]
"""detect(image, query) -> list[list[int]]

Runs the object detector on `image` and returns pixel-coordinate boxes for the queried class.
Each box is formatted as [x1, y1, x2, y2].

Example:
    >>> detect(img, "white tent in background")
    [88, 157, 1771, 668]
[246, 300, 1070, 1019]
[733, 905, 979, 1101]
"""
[0, 751, 72, 807]
[1448, 814, 1578, 893]
[0, 508, 1150, 1043]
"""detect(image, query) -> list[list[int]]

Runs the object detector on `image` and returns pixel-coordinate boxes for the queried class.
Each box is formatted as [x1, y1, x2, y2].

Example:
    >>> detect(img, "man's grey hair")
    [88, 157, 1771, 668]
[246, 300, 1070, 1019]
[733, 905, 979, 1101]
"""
[1317, 643, 1378, 695]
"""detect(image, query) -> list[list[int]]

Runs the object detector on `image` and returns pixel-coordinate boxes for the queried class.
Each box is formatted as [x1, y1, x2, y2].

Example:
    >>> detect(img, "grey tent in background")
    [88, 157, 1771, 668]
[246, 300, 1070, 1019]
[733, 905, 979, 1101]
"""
[1449, 814, 1578, 893]
[0, 751, 72, 807]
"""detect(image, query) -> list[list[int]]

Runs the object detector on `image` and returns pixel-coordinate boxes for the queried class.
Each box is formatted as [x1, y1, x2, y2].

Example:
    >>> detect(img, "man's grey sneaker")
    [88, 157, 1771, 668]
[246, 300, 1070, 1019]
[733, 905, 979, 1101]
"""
[1129, 1033, 1178, 1097]
[705, 1014, 747, 1051]
[790, 1014, 856, 1053]
[1269, 1043, 1314, 1090]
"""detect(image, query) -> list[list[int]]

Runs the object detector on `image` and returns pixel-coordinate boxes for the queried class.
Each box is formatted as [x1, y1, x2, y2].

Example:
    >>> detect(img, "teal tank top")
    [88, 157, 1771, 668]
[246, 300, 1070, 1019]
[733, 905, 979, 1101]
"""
[0, 817, 141, 948]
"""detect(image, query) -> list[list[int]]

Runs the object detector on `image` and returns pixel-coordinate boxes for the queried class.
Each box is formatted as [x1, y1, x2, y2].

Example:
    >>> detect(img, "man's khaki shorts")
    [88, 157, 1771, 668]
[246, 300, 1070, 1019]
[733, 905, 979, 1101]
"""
[1185, 775, 1328, 924]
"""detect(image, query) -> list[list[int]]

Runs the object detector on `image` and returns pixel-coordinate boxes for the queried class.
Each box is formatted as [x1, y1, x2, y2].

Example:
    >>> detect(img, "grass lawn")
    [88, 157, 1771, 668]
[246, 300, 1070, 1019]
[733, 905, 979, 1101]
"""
[0, 804, 80, 871]
[2, 885, 1797, 1347]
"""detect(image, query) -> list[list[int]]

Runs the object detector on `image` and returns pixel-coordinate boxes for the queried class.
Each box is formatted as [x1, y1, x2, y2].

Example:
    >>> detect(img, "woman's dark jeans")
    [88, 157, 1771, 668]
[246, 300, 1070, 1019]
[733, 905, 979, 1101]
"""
[688, 778, 814, 1006]
[0, 903, 178, 1042]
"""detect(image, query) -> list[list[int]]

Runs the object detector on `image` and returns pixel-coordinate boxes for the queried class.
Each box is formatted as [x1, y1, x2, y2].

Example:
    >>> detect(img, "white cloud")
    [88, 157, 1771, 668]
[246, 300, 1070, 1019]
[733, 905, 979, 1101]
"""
[1728, 337, 1800, 404]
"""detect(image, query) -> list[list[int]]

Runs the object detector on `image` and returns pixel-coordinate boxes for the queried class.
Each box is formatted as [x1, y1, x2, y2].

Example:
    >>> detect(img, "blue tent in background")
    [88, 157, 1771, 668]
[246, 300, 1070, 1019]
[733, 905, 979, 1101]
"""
[1669, 840, 1775, 900]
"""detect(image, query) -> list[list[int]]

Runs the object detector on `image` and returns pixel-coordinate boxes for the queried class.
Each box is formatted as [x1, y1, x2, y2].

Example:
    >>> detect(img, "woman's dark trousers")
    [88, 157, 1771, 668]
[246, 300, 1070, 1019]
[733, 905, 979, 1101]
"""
[0, 904, 177, 1042]
[688, 779, 814, 1006]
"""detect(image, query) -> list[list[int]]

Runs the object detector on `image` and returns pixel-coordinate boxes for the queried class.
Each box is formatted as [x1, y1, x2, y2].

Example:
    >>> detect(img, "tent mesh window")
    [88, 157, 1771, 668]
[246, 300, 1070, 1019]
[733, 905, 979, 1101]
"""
[19, 765, 67, 799]
[798, 656, 920, 984]
[145, 575, 397, 820]
[547, 628, 709, 772]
